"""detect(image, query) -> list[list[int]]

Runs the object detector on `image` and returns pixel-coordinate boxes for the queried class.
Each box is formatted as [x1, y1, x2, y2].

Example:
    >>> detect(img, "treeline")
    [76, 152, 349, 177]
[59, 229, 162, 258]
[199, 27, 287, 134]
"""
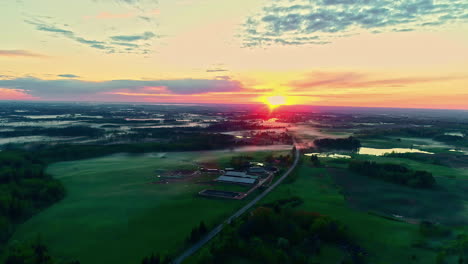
[230, 155, 254, 170]
[228, 153, 292, 171]
[264, 153, 294, 166]
[187, 221, 208, 244]
[140, 253, 172, 264]
[314, 136, 361, 151]
[240, 131, 293, 145]
[263, 196, 304, 210]
[435, 233, 468, 264]
[24, 133, 237, 163]
[359, 127, 444, 138]
[0, 126, 105, 138]
[349, 160, 436, 188]
[206, 121, 284, 132]
[0, 151, 65, 250]
[140, 222, 209, 264]
[4, 238, 79, 264]
[384, 153, 443, 166]
[195, 206, 366, 264]
[358, 127, 467, 147]
[433, 134, 466, 145]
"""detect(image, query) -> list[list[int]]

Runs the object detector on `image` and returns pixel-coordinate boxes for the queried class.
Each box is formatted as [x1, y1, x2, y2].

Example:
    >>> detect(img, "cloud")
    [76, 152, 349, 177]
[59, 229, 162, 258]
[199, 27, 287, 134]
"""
[0, 50, 47, 58]
[0, 77, 244, 99]
[25, 19, 115, 52]
[215, 76, 231, 80]
[114, 0, 157, 5]
[84, 12, 135, 20]
[84, 9, 159, 20]
[139, 16, 152, 22]
[110, 31, 157, 42]
[24, 18, 154, 54]
[206, 68, 228, 72]
[0, 88, 37, 100]
[111, 42, 140, 48]
[57, 74, 80, 78]
[289, 71, 467, 89]
[243, 0, 468, 46]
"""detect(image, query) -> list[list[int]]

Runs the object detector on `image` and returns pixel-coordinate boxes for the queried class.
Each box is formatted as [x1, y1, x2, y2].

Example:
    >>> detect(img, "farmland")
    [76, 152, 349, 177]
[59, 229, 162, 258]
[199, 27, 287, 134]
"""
[187, 142, 468, 263]
[6, 149, 290, 264]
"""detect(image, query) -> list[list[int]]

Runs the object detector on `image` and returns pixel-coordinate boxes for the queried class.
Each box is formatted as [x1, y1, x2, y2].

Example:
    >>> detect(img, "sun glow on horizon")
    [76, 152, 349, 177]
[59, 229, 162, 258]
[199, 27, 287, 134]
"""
[264, 95, 287, 109]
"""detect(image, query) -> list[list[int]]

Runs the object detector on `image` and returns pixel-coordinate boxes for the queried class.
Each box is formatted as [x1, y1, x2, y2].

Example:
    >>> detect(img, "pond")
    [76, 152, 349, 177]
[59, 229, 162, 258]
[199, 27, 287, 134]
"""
[449, 149, 468, 155]
[304, 153, 351, 159]
[0, 136, 78, 145]
[445, 132, 464, 137]
[358, 147, 434, 156]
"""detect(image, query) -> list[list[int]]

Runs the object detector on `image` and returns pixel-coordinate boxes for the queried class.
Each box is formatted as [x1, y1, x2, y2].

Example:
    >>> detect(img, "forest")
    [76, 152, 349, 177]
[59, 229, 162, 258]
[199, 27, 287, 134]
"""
[5, 238, 79, 264]
[6, 132, 237, 163]
[0, 151, 65, 251]
[0, 126, 105, 138]
[348, 160, 436, 188]
[206, 121, 284, 132]
[358, 127, 467, 147]
[313, 136, 361, 151]
[194, 205, 366, 264]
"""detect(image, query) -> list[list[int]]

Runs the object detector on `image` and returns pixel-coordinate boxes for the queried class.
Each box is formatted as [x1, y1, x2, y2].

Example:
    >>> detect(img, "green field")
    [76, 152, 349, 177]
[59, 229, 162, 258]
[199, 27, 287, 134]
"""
[187, 158, 439, 263]
[7, 134, 467, 264]
[260, 161, 440, 264]
[6, 149, 290, 264]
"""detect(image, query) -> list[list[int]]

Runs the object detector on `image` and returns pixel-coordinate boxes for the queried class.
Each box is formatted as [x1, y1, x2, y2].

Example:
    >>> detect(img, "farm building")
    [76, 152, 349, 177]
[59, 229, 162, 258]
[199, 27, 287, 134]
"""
[200, 167, 220, 173]
[216, 175, 257, 185]
[248, 166, 266, 174]
[199, 189, 242, 199]
[224, 171, 258, 179]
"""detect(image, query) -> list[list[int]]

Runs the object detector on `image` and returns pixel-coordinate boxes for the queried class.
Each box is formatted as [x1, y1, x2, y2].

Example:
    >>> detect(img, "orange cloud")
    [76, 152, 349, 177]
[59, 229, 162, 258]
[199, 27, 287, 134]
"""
[290, 71, 467, 89]
[286, 91, 468, 110]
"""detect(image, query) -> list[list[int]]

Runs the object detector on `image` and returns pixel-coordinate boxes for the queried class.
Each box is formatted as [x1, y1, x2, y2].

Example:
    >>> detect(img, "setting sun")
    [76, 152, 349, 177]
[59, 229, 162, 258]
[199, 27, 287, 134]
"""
[265, 95, 287, 108]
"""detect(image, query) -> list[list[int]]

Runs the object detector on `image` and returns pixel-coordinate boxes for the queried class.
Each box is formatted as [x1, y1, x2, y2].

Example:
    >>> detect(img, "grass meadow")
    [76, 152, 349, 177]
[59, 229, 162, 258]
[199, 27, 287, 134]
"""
[260, 162, 439, 264]
[7, 149, 290, 264]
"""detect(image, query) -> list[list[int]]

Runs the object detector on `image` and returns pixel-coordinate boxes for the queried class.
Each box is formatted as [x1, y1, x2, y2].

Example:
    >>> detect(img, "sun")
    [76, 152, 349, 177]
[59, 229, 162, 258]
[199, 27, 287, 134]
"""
[264, 95, 287, 109]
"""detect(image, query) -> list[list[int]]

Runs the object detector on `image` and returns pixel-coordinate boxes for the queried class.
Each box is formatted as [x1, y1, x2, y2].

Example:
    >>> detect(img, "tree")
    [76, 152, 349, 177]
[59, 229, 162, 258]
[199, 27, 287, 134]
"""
[199, 221, 208, 235]
[142, 253, 160, 264]
[265, 154, 275, 163]
[310, 155, 321, 167]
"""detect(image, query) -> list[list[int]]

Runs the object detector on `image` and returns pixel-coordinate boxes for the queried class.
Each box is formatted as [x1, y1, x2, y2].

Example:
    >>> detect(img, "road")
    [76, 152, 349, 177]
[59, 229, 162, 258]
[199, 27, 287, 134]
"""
[172, 142, 300, 264]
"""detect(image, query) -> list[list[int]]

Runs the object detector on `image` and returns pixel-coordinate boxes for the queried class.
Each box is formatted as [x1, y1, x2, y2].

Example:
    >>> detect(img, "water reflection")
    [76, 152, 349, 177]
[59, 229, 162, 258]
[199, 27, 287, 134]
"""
[304, 153, 351, 159]
[449, 149, 468, 155]
[358, 147, 434, 156]
[444, 132, 464, 137]
[304, 147, 434, 158]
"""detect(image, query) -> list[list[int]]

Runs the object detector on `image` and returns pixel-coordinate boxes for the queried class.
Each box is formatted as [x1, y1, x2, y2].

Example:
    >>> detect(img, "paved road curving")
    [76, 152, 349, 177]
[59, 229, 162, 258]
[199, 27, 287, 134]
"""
[172, 142, 300, 264]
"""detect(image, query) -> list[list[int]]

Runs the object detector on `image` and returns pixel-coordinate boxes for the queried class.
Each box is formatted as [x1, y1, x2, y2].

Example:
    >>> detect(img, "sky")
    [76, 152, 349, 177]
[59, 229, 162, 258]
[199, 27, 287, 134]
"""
[1, 0, 468, 109]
